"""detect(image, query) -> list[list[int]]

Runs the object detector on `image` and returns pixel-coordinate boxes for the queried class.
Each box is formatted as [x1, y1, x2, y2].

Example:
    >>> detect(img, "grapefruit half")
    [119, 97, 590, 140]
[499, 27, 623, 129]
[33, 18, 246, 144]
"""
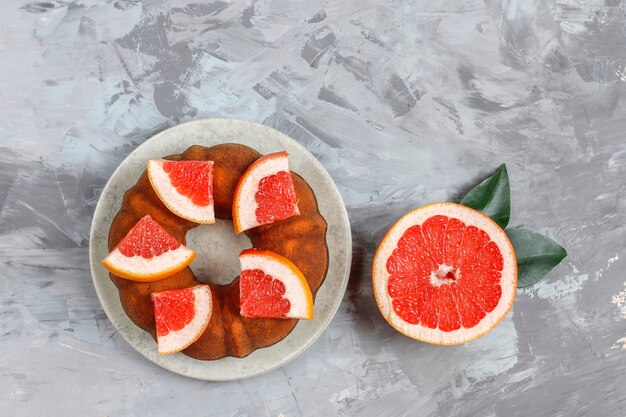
[152, 285, 212, 354]
[148, 159, 215, 224]
[232, 151, 300, 234]
[372, 202, 517, 344]
[239, 249, 313, 319]
[102, 215, 195, 282]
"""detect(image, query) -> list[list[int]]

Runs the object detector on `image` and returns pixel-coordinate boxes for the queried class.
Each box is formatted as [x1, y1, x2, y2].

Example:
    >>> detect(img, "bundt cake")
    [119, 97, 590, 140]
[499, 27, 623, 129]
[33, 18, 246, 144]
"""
[107, 144, 329, 360]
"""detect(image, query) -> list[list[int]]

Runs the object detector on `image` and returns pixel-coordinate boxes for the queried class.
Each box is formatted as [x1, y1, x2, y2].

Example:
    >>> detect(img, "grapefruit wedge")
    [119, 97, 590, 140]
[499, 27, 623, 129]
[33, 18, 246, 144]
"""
[372, 203, 517, 345]
[102, 215, 195, 282]
[152, 285, 212, 354]
[233, 151, 300, 234]
[239, 249, 313, 320]
[148, 159, 215, 224]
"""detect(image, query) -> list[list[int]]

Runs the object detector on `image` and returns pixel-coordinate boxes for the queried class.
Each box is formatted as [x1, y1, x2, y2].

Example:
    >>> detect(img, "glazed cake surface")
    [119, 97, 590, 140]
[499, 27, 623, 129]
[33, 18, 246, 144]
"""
[107, 144, 329, 360]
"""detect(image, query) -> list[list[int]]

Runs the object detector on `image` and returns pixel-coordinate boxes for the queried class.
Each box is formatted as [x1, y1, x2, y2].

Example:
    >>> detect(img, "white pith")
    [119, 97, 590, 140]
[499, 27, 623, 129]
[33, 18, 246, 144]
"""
[154, 285, 212, 354]
[430, 264, 456, 287]
[239, 252, 312, 319]
[149, 159, 215, 224]
[234, 154, 300, 232]
[372, 203, 516, 344]
[104, 246, 194, 277]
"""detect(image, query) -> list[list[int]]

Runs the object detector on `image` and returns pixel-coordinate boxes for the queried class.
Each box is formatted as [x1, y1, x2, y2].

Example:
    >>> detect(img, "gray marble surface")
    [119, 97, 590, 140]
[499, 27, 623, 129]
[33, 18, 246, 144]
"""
[1, 0, 625, 416]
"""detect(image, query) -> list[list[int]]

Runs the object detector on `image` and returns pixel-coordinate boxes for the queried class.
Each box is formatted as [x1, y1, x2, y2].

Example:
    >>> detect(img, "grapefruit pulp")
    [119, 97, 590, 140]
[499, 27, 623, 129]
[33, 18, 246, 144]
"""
[372, 203, 517, 344]
[102, 215, 195, 282]
[148, 159, 215, 224]
[232, 151, 300, 234]
[152, 285, 212, 354]
[239, 248, 313, 319]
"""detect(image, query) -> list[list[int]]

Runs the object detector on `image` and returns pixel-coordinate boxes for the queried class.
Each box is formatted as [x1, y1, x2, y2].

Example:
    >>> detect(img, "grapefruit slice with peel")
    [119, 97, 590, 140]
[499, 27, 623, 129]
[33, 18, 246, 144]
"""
[233, 151, 300, 234]
[148, 159, 215, 224]
[239, 249, 313, 319]
[102, 215, 195, 282]
[372, 202, 517, 344]
[152, 285, 212, 354]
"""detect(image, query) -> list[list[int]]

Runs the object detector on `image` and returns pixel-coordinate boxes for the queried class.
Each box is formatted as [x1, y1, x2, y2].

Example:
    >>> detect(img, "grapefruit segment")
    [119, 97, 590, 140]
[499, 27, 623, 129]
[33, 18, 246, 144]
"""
[152, 285, 212, 354]
[148, 159, 215, 224]
[443, 217, 465, 266]
[232, 151, 300, 234]
[102, 215, 195, 282]
[238, 249, 313, 320]
[372, 202, 517, 345]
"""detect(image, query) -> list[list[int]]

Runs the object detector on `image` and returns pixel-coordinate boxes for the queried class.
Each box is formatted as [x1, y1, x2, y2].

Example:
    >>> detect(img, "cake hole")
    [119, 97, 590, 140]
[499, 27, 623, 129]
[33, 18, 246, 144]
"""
[186, 219, 252, 286]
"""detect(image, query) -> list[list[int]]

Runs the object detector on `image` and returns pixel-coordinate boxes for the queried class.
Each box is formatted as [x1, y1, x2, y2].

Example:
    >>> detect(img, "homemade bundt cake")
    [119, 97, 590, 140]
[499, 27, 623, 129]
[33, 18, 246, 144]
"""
[107, 144, 329, 360]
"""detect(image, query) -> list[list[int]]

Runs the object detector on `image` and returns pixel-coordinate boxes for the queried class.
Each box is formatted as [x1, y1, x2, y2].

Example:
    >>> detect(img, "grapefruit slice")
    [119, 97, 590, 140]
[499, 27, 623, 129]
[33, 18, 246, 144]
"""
[148, 159, 215, 224]
[372, 202, 517, 345]
[232, 151, 300, 234]
[152, 285, 212, 354]
[239, 249, 313, 319]
[102, 215, 195, 282]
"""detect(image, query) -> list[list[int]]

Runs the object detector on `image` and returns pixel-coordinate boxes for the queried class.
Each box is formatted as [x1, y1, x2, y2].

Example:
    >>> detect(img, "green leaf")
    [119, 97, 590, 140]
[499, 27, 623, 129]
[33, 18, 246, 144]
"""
[460, 164, 510, 229]
[506, 228, 567, 288]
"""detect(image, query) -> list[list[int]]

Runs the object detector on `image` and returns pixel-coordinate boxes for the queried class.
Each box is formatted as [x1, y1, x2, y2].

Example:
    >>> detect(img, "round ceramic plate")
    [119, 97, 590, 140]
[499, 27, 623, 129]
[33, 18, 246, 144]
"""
[89, 118, 352, 381]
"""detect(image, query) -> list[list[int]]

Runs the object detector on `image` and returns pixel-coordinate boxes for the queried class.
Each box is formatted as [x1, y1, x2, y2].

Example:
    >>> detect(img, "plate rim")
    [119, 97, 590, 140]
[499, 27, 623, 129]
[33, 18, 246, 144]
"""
[88, 117, 352, 381]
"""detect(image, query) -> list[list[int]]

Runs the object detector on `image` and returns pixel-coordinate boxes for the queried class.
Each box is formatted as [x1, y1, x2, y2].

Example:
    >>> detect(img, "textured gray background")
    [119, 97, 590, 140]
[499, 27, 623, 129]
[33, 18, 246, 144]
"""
[1, 0, 625, 416]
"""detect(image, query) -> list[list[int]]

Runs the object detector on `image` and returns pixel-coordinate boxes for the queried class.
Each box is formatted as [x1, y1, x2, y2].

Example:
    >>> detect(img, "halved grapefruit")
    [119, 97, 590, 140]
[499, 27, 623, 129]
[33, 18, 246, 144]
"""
[372, 202, 517, 344]
[239, 248, 313, 319]
[232, 151, 300, 234]
[148, 159, 215, 224]
[152, 285, 212, 354]
[102, 215, 195, 282]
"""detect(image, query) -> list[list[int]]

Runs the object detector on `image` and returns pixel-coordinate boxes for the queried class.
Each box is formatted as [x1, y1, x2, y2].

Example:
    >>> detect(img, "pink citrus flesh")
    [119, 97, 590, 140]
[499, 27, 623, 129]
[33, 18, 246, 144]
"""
[102, 215, 195, 282]
[152, 285, 212, 354]
[239, 249, 313, 320]
[372, 202, 517, 345]
[148, 159, 215, 224]
[232, 151, 300, 234]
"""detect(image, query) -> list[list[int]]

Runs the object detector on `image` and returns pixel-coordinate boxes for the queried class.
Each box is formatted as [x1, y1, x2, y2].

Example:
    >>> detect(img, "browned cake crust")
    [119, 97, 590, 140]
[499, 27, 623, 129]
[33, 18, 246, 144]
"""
[107, 144, 329, 360]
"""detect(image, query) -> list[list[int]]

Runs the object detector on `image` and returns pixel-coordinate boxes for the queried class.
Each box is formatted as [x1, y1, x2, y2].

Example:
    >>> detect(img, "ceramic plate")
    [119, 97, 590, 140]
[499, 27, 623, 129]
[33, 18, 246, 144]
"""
[89, 118, 352, 381]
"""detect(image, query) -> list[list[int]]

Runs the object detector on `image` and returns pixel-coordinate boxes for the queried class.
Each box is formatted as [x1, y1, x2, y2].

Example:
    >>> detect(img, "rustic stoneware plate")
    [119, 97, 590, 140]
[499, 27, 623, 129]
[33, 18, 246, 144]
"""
[89, 118, 352, 381]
